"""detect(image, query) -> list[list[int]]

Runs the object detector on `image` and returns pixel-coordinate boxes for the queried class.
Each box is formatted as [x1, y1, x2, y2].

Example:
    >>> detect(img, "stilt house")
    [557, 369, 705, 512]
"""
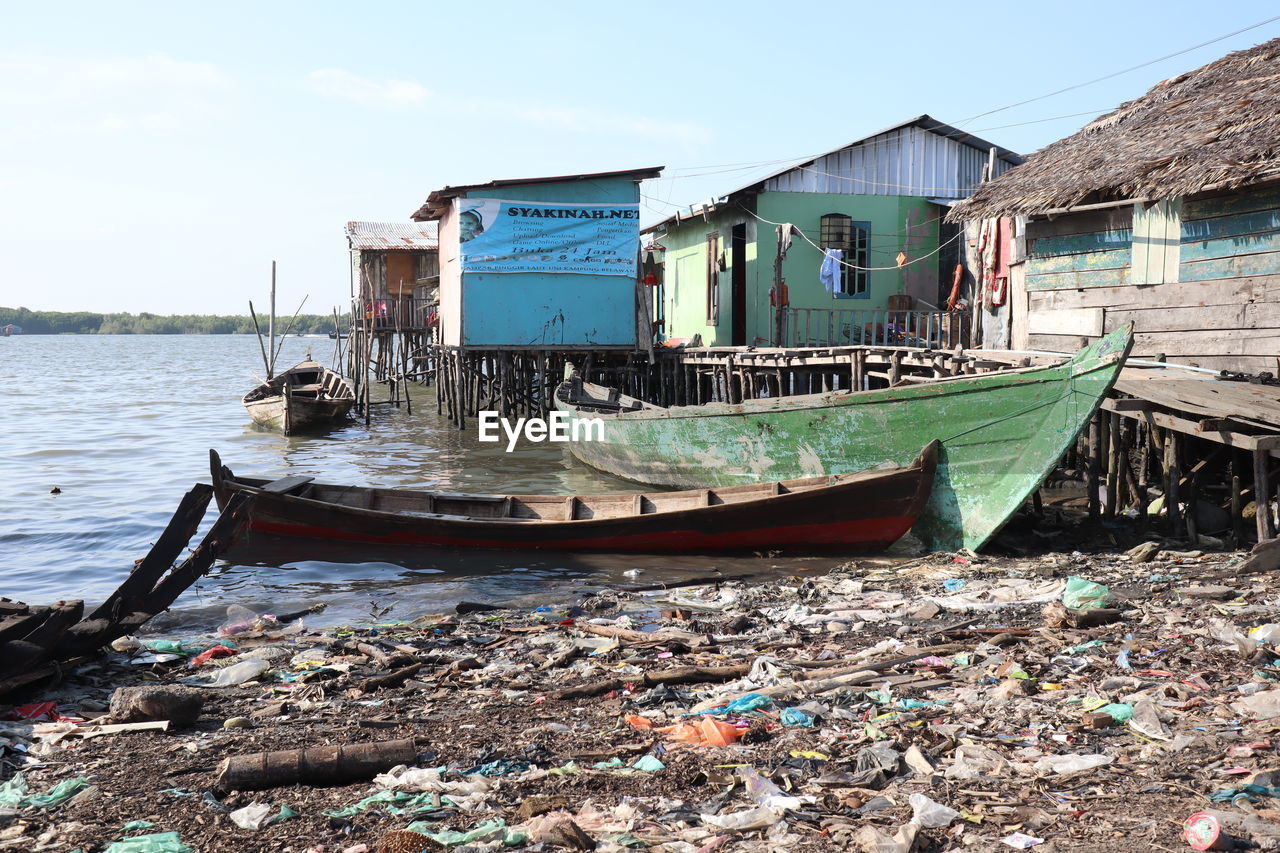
[411, 167, 662, 350]
[644, 116, 1022, 348]
[346, 221, 439, 331]
[951, 38, 1280, 375]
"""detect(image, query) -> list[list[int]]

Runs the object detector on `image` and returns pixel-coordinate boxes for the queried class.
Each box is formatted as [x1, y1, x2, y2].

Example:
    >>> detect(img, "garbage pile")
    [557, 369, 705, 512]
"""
[6, 543, 1280, 851]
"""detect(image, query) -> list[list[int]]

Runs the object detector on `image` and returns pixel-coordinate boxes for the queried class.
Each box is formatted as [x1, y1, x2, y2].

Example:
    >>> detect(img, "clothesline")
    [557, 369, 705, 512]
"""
[739, 204, 965, 272]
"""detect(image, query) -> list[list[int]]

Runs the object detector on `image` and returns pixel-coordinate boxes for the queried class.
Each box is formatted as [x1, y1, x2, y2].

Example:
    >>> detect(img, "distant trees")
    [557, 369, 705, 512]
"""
[0, 307, 351, 335]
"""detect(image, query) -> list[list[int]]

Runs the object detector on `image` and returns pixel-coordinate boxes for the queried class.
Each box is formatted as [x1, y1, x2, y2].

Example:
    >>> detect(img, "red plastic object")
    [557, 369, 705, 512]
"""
[189, 645, 238, 667]
[1183, 812, 1223, 851]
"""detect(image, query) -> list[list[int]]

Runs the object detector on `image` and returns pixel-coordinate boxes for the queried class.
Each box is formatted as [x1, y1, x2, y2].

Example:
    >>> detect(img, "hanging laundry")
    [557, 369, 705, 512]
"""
[776, 223, 795, 257]
[820, 248, 844, 295]
[977, 218, 1013, 311]
[991, 217, 1013, 307]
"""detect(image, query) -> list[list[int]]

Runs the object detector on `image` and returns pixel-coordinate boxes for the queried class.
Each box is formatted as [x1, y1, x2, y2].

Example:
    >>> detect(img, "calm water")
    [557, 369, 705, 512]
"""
[0, 335, 849, 632]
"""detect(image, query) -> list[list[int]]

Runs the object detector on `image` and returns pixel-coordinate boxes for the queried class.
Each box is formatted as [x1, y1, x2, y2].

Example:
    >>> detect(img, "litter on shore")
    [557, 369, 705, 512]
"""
[5, 530, 1280, 852]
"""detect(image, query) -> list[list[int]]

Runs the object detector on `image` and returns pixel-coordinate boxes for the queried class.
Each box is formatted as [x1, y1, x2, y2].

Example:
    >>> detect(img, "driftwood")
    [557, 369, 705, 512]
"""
[554, 663, 751, 700]
[574, 622, 709, 647]
[359, 662, 427, 692]
[215, 738, 419, 791]
[0, 486, 255, 696]
[1043, 601, 1123, 629]
[551, 642, 965, 700]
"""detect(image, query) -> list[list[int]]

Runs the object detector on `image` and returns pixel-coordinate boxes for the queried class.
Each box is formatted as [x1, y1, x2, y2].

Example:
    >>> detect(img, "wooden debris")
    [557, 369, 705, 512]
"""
[214, 738, 419, 791]
[0, 486, 255, 697]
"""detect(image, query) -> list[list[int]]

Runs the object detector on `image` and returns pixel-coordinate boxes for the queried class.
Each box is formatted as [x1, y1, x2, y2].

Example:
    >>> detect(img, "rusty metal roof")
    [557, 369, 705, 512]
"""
[345, 221, 439, 251]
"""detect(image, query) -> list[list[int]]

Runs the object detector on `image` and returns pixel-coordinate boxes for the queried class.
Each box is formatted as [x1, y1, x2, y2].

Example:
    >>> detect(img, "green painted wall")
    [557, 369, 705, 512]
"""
[657, 192, 943, 346]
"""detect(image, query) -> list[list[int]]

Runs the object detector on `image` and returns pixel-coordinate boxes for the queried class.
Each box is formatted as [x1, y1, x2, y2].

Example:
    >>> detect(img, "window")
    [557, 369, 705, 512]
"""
[706, 231, 720, 325]
[820, 213, 870, 298]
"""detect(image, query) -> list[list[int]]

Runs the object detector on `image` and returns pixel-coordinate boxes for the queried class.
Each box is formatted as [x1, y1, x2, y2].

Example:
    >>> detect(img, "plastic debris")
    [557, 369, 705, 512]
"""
[908, 792, 960, 828]
[101, 833, 191, 853]
[1062, 575, 1112, 610]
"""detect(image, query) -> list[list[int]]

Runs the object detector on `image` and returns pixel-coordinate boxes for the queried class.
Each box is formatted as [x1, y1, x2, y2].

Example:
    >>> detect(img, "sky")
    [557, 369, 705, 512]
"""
[2, 1, 1279, 315]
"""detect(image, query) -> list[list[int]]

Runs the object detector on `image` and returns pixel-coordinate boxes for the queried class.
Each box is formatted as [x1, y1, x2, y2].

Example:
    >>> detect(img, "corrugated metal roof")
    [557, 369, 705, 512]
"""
[412, 166, 664, 221]
[646, 115, 1022, 232]
[345, 221, 439, 251]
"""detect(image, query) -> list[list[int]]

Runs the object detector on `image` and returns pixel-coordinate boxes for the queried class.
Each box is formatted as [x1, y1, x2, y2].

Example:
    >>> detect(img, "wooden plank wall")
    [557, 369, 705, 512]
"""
[1019, 186, 1280, 373]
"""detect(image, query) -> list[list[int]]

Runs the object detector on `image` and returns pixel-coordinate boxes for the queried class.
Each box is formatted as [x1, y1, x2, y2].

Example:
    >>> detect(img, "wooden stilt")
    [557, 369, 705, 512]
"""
[1256, 449, 1273, 542]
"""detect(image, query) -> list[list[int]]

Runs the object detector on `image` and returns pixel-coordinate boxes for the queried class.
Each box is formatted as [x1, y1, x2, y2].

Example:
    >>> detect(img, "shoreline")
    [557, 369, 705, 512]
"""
[1, 517, 1271, 852]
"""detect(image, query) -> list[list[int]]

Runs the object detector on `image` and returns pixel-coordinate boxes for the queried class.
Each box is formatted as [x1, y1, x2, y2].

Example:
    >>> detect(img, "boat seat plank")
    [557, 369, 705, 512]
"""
[290, 384, 324, 393]
[260, 476, 315, 495]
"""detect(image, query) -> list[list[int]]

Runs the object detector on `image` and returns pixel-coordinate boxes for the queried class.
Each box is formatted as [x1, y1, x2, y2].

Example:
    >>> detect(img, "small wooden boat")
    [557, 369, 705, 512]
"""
[243, 359, 356, 434]
[208, 443, 938, 553]
[554, 326, 1133, 552]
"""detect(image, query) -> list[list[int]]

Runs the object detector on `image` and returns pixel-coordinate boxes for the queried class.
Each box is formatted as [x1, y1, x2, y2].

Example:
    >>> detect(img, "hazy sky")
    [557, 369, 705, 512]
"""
[2, 1, 1278, 314]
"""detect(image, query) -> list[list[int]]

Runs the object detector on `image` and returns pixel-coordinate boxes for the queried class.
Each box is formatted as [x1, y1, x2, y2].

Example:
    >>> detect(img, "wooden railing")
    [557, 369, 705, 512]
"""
[353, 296, 436, 332]
[781, 307, 968, 349]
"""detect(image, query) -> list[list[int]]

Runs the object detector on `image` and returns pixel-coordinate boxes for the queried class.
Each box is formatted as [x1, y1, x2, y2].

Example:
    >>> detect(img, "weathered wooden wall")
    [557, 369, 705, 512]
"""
[1016, 185, 1280, 373]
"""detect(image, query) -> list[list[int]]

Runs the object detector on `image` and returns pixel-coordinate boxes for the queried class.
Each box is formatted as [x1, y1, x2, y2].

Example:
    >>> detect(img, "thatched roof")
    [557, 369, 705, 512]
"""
[949, 38, 1280, 221]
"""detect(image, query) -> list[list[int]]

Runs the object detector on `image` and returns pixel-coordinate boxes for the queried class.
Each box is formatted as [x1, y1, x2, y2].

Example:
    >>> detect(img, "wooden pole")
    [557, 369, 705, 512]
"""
[1103, 413, 1116, 519]
[1257, 449, 1274, 543]
[268, 261, 276, 378]
[1087, 416, 1101, 520]
[1231, 450, 1244, 544]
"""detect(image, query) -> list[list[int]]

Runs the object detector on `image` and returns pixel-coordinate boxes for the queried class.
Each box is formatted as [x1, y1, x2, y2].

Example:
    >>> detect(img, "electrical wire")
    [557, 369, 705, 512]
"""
[954, 13, 1280, 125]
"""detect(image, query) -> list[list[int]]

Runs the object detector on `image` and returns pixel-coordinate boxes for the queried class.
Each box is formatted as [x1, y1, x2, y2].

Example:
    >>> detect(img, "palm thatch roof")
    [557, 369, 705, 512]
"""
[950, 38, 1280, 221]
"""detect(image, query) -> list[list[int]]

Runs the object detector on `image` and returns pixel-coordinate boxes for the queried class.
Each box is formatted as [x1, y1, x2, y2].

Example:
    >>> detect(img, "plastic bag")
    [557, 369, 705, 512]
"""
[1033, 753, 1112, 776]
[0, 772, 89, 809]
[1235, 689, 1280, 719]
[1062, 576, 1111, 610]
[1129, 700, 1172, 740]
[660, 718, 741, 747]
[701, 805, 785, 830]
[182, 658, 269, 688]
[708, 693, 772, 714]
[102, 833, 192, 853]
[230, 803, 274, 830]
[738, 766, 807, 811]
[218, 605, 278, 637]
[780, 708, 814, 727]
[909, 793, 960, 828]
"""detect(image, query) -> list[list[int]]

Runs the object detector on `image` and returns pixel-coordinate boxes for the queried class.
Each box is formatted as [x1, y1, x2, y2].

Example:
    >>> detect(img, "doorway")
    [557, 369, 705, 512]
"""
[731, 223, 747, 346]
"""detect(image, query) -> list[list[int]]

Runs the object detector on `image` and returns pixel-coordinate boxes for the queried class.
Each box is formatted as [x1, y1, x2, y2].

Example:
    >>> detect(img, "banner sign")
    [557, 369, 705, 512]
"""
[457, 198, 639, 276]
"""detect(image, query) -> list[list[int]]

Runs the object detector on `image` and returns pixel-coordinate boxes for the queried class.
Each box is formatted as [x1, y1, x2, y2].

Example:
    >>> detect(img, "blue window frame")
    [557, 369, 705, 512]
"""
[821, 213, 871, 299]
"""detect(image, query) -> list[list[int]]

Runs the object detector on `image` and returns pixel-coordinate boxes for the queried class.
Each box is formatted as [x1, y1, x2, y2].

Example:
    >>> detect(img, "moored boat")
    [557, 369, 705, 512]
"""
[554, 326, 1134, 552]
[209, 442, 938, 553]
[242, 359, 356, 434]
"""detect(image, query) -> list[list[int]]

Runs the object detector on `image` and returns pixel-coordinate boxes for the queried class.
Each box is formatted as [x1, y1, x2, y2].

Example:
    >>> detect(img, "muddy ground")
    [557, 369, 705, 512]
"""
[3, 504, 1280, 852]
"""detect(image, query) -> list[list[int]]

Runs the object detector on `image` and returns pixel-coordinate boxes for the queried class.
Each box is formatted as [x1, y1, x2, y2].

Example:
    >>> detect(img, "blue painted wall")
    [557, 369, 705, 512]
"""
[460, 176, 639, 348]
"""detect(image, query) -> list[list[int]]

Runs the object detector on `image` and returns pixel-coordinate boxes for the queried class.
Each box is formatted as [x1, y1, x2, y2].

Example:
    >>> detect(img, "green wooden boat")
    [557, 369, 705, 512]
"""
[554, 326, 1133, 552]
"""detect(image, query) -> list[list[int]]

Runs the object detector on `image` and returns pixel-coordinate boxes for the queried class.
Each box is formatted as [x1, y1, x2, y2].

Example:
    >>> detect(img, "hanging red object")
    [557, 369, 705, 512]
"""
[643, 272, 659, 287]
[946, 264, 964, 311]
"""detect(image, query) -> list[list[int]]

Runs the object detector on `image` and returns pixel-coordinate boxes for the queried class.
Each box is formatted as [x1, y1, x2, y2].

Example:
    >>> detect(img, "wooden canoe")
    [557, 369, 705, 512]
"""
[243, 359, 356, 434]
[553, 326, 1134, 553]
[208, 442, 938, 553]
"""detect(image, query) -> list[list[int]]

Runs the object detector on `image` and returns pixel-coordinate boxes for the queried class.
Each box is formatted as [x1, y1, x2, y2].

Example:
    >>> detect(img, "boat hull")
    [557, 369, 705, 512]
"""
[243, 395, 354, 433]
[555, 328, 1132, 552]
[209, 444, 937, 554]
[242, 360, 355, 434]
